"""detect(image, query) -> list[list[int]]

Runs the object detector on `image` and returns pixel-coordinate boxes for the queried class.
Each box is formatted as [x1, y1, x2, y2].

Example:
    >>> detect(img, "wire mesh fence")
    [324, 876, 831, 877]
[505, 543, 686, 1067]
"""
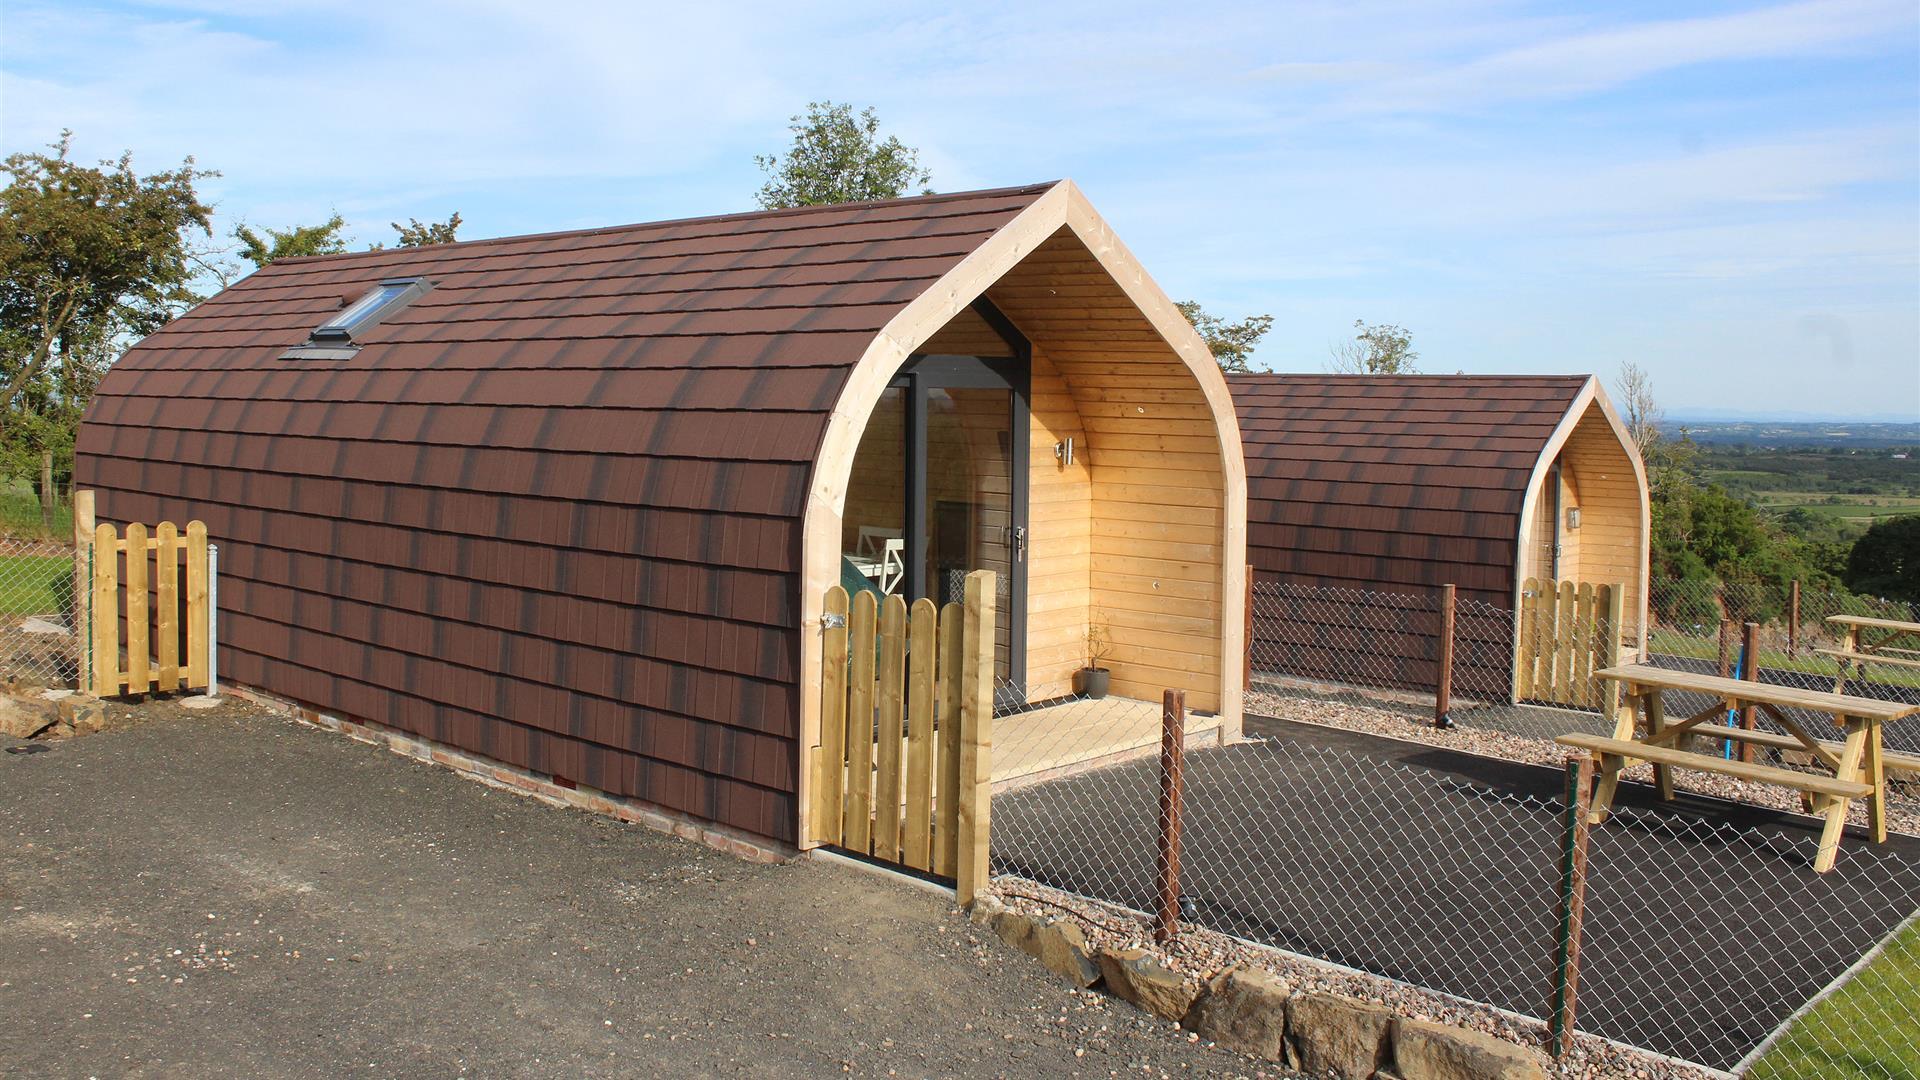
[988, 692, 1920, 1074]
[0, 534, 78, 689]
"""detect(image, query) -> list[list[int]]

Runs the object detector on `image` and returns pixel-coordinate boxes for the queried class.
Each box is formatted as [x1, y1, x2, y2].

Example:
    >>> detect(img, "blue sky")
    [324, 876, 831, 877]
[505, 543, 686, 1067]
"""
[4, 0, 1916, 419]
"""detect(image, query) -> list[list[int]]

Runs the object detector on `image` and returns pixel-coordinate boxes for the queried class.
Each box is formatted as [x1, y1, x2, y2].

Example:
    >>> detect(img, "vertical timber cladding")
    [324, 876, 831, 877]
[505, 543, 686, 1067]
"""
[1557, 404, 1645, 643]
[988, 227, 1226, 713]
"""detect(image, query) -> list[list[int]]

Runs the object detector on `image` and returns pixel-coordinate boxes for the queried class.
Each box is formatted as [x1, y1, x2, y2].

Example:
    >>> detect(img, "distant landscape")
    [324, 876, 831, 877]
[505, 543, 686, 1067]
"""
[1666, 420, 1919, 533]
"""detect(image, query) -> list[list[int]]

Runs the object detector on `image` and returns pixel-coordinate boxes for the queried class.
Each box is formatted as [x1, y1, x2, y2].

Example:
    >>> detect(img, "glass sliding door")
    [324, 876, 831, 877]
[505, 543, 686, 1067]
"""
[838, 315, 1029, 693]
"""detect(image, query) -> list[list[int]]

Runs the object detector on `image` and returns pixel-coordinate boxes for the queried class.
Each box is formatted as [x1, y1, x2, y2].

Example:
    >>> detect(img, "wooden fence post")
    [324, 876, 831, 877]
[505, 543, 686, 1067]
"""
[1717, 618, 1733, 679]
[1243, 566, 1254, 693]
[72, 490, 95, 695]
[1600, 584, 1625, 730]
[1788, 580, 1801, 660]
[955, 570, 996, 908]
[814, 586, 850, 846]
[1435, 584, 1456, 729]
[1155, 689, 1186, 943]
[1551, 753, 1595, 1058]
[1739, 621, 1760, 764]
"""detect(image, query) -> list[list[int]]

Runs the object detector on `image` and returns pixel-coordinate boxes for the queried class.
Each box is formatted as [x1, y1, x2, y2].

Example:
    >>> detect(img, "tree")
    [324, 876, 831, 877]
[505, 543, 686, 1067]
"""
[1846, 515, 1920, 601]
[388, 212, 461, 248]
[0, 131, 215, 524]
[1175, 300, 1273, 373]
[1614, 360, 1660, 457]
[754, 102, 932, 210]
[1329, 319, 1418, 374]
[234, 214, 348, 267]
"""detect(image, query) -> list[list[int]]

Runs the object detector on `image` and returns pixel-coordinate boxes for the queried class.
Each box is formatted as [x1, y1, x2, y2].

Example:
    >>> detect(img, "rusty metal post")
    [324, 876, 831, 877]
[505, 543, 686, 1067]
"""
[1154, 689, 1186, 943]
[1788, 580, 1801, 660]
[1435, 584, 1457, 729]
[1550, 753, 1595, 1058]
[1739, 621, 1760, 764]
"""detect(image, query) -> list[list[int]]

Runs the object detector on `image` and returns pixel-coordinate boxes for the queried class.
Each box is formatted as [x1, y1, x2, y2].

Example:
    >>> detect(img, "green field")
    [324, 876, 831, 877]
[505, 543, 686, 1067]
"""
[0, 482, 72, 541]
[1748, 917, 1920, 1080]
[0, 553, 68, 616]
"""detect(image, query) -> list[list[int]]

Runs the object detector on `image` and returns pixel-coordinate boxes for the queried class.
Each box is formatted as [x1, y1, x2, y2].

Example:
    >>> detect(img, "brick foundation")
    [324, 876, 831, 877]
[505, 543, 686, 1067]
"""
[225, 684, 792, 865]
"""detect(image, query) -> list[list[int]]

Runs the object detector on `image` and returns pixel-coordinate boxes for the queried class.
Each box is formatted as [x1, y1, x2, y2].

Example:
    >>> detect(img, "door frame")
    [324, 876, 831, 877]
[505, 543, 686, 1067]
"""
[897, 298, 1031, 697]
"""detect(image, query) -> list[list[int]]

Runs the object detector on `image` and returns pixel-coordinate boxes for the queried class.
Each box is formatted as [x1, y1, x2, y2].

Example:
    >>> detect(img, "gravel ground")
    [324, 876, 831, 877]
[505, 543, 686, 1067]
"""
[1, 696, 1272, 1079]
[1246, 687, 1920, 835]
[985, 878, 1722, 1080]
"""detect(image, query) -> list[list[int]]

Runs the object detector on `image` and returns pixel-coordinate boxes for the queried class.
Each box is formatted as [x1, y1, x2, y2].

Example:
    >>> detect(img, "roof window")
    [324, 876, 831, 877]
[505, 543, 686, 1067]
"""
[282, 277, 431, 359]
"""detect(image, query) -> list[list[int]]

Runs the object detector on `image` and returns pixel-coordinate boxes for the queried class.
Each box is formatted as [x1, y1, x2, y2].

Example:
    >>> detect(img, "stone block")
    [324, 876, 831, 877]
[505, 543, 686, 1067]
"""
[1097, 946, 1199, 1021]
[1393, 1018, 1547, 1080]
[1287, 992, 1393, 1079]
[1187, 965, 1291, 1060]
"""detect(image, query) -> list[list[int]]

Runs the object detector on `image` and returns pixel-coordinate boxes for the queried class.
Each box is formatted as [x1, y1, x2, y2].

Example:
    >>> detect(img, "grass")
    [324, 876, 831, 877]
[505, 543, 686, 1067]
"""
[1647, 633, 1920, 689]
[1748, 917, 1920, 1080]
[0, 484, 72, 541]
[0, 553, 69, 616]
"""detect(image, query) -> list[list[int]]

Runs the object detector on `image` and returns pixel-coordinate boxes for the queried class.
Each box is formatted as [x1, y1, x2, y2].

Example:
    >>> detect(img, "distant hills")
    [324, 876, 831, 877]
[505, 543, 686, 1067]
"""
[1664, 420, 1920, 448]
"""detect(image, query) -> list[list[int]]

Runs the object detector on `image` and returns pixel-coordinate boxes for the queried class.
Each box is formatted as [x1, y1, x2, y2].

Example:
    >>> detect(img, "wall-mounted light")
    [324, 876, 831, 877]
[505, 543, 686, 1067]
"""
[1055, 437, 1074, 467]
[1566, 507, 1582, 530]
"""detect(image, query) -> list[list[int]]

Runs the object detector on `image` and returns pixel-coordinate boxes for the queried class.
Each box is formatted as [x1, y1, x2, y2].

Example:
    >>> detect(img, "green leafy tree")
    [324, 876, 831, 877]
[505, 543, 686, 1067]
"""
[1175, 300, 1273, 373]
[1329, 319, 1418, 374]
[0, 131, 215, 525]
[388, 212, 461, 248]
[1846, 515, 1920, 601]
[754, 102, 932, 209]
[234, 213, 348, 267]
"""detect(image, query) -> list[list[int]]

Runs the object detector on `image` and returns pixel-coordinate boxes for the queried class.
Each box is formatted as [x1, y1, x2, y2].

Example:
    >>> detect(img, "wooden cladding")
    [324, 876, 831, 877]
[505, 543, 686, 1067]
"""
[84, 517, 211, 697]
[1516, 579, 1622, 709]
[813, 570, 994, 903]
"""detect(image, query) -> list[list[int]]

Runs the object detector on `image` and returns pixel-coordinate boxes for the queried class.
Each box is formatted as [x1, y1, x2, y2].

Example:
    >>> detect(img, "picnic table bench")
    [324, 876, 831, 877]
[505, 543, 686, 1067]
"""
[1820, 614, 1920, 691]
[1558, 664, 1920, 873]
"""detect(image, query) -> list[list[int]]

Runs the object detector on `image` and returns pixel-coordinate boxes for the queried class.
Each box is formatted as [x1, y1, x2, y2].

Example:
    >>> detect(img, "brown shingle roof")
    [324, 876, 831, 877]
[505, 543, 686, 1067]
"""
[1231, 372, 1590, 604]
[77, 183, 1057, 844]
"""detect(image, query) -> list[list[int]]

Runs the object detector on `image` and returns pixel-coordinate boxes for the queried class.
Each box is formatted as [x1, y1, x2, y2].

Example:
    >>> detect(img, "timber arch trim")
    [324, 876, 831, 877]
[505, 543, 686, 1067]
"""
[796, 180, 1248, 847]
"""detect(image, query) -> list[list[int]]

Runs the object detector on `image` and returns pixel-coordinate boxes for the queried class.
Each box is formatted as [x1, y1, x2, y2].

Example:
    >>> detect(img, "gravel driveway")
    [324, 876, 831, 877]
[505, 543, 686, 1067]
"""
[0, 697, 1263, 1079]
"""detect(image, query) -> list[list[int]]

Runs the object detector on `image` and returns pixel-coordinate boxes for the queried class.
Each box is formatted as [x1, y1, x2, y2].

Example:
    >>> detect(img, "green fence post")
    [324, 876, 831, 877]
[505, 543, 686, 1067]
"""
[1550, 753, 1595, 1058]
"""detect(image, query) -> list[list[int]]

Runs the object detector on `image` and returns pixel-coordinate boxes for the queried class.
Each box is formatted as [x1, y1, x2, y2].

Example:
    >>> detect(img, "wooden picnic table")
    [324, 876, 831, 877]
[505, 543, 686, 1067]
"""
[1558, 664, 1920, 873]
[1822, 614, 1920, 691]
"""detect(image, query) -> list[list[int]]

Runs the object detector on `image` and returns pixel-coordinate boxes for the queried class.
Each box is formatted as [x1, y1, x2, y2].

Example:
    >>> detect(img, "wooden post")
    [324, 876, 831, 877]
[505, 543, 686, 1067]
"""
[1739, 621, 1760, 764]
[1551, 754, 1595, 1058]
[955, 570, 996, 908]
[1243, 567, 1254, 692]
[92, 523, 118, 698]
[71, 490, 95, 694]
[1717, 618, 1733, 679]
[1435, 584, 1457, 729]
[1788, 580, 1801, 660]
[1601, 585, 1625, 731]
[814, 586, 850, 846]
[1155, 689, 1186, 943]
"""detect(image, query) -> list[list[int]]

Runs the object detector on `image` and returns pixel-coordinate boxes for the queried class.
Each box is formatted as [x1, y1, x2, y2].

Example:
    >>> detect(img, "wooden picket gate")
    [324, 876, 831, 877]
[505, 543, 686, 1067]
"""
[812, 569, 995, 904]
[1516, 579, 1623, 709]
[78, 509, 212, 698]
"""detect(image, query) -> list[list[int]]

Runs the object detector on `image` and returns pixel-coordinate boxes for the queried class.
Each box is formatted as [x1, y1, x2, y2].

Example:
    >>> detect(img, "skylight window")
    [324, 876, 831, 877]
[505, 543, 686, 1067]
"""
[282, 277, 431, 359]
[310, 278, 431, 343]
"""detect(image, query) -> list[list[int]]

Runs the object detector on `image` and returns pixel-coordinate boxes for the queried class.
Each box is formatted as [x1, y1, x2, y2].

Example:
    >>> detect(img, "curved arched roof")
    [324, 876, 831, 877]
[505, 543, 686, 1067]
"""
[77, 184, 1058, 842]
[1230, 372, 1593, 602]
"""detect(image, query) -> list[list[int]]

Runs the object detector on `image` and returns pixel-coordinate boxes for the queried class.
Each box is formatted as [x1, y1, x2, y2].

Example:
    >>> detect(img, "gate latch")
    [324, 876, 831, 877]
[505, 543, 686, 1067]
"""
[821, 612, 846, 630]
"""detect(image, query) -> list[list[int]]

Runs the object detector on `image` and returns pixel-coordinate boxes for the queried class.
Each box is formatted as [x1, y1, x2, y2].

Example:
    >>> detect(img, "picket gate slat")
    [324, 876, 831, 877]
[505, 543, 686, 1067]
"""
[873, 595, 908, 863]
[903, 598, 937, 872]
[845, 591, 878, 854]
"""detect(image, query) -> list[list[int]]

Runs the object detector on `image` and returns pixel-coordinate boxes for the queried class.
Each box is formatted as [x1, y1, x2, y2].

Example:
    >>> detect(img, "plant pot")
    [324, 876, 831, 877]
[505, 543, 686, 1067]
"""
[1074, 667, 1111, 700]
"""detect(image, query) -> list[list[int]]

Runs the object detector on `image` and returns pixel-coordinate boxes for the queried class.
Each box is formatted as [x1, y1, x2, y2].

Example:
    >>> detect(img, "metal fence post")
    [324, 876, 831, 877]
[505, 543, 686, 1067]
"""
[1551, 753, 1595, 1058]
[1154, 689, 1186, 943]
[206, 544, 220, 698]
[1435, 583, 1456, 729]
[1243, 566, 1254, 693]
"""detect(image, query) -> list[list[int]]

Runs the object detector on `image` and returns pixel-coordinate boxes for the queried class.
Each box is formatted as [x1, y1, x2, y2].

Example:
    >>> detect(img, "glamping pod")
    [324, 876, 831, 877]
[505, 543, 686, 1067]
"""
[76, 182, 1247, 851]
[1231, 373, 1648, 700]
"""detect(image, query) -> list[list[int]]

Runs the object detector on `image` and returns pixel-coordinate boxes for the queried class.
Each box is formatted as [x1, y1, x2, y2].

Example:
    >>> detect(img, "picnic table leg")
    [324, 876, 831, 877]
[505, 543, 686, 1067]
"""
[1587, 754, 1624, 824]
[1813, 718, 1869, 873]
[1865, 724, 1886, 845]
[1647, 691, 1673, 801]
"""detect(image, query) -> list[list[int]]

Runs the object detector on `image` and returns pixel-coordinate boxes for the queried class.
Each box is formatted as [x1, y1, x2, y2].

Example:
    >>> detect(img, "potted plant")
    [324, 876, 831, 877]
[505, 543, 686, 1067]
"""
[1075, 615, 1112, 699]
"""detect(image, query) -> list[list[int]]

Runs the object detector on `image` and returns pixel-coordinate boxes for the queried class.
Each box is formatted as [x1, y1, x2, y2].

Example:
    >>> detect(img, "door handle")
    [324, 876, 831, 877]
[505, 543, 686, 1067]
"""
[1012, 525, 1027, 563]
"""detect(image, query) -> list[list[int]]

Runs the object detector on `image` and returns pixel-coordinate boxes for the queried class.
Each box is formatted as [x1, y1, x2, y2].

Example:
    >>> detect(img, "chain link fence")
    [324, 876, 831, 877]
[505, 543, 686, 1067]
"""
[0, 535, 78, 689]
[989, 692, 1920, 1074]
